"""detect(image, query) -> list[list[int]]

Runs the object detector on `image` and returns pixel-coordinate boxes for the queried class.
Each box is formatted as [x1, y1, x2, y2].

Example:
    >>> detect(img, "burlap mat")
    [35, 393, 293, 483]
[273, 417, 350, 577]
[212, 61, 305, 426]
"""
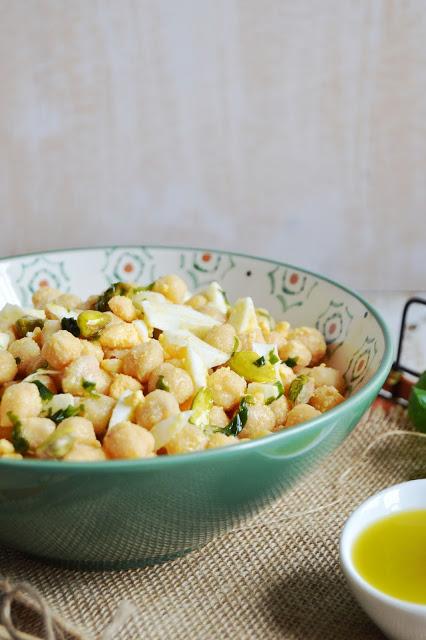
[1, 403, 425, 640]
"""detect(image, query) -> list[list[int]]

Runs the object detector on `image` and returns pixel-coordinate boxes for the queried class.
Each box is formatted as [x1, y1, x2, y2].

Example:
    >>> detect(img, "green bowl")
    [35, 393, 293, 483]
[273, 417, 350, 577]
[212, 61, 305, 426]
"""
[0, 246, 393, 569]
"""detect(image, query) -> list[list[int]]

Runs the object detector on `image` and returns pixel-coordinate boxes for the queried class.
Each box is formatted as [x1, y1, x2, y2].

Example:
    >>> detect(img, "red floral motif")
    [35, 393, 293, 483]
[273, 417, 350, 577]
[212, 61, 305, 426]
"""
[328, 322, 336, 335]
[39, 279, 49, 287]
[202, 253, 211, 263]
[356, 358, 365, 373]
[123, 262, 134, 273]
[289, 273, 299, 284]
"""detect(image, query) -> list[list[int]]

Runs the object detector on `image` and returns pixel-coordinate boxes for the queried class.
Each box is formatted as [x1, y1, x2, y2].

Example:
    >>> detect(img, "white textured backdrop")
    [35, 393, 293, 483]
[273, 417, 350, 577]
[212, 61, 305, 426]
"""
[0, 0, 425, 290]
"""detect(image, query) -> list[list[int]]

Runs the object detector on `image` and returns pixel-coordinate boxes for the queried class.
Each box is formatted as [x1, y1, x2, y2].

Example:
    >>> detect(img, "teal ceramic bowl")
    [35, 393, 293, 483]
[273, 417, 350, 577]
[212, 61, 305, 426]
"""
[0, 246, 393, 569]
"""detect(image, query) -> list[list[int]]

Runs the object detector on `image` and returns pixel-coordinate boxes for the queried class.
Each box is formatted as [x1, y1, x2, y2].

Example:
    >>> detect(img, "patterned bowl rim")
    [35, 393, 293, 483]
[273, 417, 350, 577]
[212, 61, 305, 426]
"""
[0, 244, 393, 471]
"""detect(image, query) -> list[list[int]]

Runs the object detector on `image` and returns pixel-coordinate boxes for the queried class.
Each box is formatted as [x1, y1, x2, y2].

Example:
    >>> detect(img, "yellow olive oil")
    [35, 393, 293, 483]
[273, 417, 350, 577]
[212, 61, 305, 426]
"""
[352, 510, 426, 605]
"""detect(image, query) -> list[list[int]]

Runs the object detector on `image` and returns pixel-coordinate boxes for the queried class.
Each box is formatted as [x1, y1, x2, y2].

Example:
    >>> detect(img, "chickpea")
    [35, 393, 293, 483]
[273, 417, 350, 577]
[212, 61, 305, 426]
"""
[275, 321, 291, 337]
[110, 374, 142, 400]
[238, 328, 265, 351]
[206, 432, 238, 449]
[122, 340, 164, 383]
[148, 363, 194, 405]
[0, 382, 42, 427]
[135, 390, 179, 430]
[41, 320, 61, 345]
[108, 296, 137, 322]
[166, 423, 208, 454]
[20, 417, 56, 450]
[0, 439, 15, 456]
[59, 416, 97, 443]
[279, 363, 297, 392]
[309, 385, 344, 412]
[0, 351, 18, 384]
[279, 339, 312, 369]
[300, 364, 346, 394]
[238, 404, 275, 439]
[153, 274, 188, 304]
[100, 358, 122, 375]
[269, 395, 289, 429]
[8, 337, 41, 377]
[62, 355, 111, 396]
[64, 442, 106, 462]
[102, 348, 131, 360]
[268, 331, 287, 353]
[32, 286, 62, 309]
[207, 367, 246, 411]
[186, 294, 207, 310]
[53, 293, 82, 310]
[103, 421, 155, 459]
[80, 341, 104, 362]
[287, 327, 326, 366]
[285, 404, 321, 427]
[99, 322, 140, 350]
[81, 394, 115, 437]
[42, 330, 82, 370]
[204, 323, 236, 354]
[209, 405, 229, 429]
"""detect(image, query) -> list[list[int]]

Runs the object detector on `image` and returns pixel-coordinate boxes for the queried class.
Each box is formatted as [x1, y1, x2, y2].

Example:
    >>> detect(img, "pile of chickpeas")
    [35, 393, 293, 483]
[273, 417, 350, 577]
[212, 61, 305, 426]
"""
[0, 275, 346, 462]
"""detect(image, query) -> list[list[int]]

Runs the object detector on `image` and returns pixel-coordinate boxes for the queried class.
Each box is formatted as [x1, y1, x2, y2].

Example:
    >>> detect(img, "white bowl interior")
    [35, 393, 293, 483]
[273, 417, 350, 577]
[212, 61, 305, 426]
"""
[0, 246, 387, 396]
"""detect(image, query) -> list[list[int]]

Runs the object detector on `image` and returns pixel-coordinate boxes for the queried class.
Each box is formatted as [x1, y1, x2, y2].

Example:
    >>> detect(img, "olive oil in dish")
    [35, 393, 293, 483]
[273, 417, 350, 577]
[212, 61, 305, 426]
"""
[352, 510, 426, 605]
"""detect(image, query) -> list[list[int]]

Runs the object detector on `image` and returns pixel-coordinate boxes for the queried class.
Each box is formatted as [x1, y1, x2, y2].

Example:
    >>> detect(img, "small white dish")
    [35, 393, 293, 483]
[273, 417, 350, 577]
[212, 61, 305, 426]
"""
[340, 479, 426, 640]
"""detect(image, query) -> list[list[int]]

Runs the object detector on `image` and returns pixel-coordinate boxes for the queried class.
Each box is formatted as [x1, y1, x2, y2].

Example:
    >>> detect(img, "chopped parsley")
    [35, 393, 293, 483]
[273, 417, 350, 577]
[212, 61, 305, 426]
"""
[288, 374, 309, 404]
[253, 355, 266, 367]
[31, 380, 54, 402]
[265, 381, 284, 405]
[82, 379, 99, 397]
[220, 398, 249, 437]
[156, 375, 170, 392]
[284, 357, 298, 368]
[7, 411, 29, 454]
[269, 350, 280, 365]
[49, 404, 84, 424]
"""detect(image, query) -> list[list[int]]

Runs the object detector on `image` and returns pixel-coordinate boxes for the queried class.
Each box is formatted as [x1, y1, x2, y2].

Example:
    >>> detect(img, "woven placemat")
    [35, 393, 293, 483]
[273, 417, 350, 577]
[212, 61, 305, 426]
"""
[1, 404, 425, 640]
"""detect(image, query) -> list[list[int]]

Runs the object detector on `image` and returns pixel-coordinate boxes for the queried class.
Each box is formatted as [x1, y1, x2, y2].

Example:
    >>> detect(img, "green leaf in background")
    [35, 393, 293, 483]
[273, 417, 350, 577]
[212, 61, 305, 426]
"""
[408, 373, 426, 433]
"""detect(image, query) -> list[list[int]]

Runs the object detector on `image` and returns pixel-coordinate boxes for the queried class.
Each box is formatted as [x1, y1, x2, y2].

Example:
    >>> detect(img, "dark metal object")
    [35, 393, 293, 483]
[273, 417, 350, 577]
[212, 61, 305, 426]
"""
[379, 297, 426, 404]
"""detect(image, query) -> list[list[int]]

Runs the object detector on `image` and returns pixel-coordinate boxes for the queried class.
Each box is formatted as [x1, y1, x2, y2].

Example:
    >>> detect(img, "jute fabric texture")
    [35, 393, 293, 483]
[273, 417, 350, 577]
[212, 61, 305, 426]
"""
[1, 404, 423, 639]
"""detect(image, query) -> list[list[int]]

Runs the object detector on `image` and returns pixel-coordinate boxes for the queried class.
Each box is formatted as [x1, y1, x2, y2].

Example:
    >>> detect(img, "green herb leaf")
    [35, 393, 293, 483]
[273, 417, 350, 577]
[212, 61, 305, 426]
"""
[61, 317, 80, 337]
[284, 357, 298, 368]
[265, 380, 284, 405]
[81, 379, 99, 398]
[253, 355, 266, 367]
[269, 350, 280, 365]
[288, 374, 309, 404]
[156, 375, 170, 392]
[221, 398, 249, 436]
[31, 380, 54, 402]
[408, 372, 426, 432]
[49, 404, 84, 424]
[7, 411, 29, 454]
